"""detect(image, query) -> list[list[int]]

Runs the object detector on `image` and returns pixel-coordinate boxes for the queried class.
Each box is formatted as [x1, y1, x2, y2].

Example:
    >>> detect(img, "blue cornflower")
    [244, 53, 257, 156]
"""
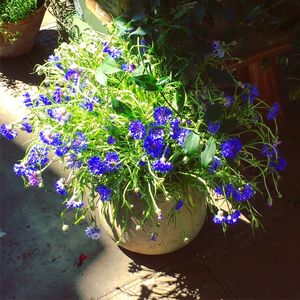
[212, 40, 224, 58]
[13, 163, 28, 176]
[38, 94, 51, 105]
[267, 102, 280, 120]
[48, 55, 63, 69]
[22, 92, 33, 107]
[221, 138, 242, 159]
[71, 132, 87, 153]
[226, 210, 241, 224]
[66, 154, 82, 169]
[170, 119, 190, 146]
[214, 186, 223, 196]
[0, 124, 17, 140]
[47, 107, 71, 124]
[55, 178, 67, 195]
[148, 124, 165, 139]
[87, 156, 107, 175]
[224, 95, 234, 107]
[80, 96, 100, 112]
[85, 226, 101, 239]
[26, 170, 43, 187]
[262, 144, 278, 159]
[207, 121, 221, 134]
[270, 157, 287, 172]
[150, 232, 158, 241]
[102, 42, 122, 59]
[20, 120, 33, 133]
[53, 87, 63, 103]
[233, 184, 254, 202]
[121, 63, 136, 72]
[242, 83, 259, 104]
[143, 136, 165, 158]
[209, 157, 222, 173]
[153, 106, 173, 125]
[175, 199, 184, 211]
[65, 68, 81, 83]
[214, 184, 235, 198]
[129, 120, 146, 140]
[96, 185, 112, 202]
[105, 152, 121, 171]
[66, 195, 84, 209]
[55, 145, 69, 157]
[107, 136, 116, 144]
[40, 130, 62, 146]
[27, 145, 49, 166]
[152, 158, 173, 173]
[213, 210, 226, 224]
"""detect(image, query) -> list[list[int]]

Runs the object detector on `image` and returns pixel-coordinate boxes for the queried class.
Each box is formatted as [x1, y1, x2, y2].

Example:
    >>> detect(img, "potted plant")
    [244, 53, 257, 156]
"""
[0, 20, 286, 255]
[0, 0, 46, 57]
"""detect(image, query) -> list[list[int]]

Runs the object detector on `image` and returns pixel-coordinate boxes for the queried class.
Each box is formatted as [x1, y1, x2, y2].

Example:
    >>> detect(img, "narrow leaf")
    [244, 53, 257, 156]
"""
[200, 137, 216, 167]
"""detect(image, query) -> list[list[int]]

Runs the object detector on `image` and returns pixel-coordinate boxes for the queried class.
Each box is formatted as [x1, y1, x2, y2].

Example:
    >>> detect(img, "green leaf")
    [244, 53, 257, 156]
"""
[131, 65, 145, 77]
[200, 137, 216, 168]
[95, 68, 107, 86]
[131, 74, 162, 91]
[289, 85, 300, 101]
[184, 131, 200, 156]
[175, 86, 186, 112]
[111, 98, 133, 119]
[99, 57, 120, 74]
[129, 26, 147, 36]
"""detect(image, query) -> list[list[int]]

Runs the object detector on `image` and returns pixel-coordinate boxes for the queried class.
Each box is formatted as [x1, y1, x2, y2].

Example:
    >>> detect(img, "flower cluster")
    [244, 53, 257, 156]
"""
[0, 24, 286, 242]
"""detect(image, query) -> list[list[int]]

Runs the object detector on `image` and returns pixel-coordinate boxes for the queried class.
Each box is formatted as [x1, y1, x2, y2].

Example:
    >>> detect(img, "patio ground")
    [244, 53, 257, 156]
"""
[1, 11, 300, 300]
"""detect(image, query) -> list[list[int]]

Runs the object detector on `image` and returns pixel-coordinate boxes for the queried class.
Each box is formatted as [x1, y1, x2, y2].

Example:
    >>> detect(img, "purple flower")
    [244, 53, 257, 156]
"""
[150, 232, 158, 241]
[102, 42, 122, 59]
[0, 124, 17, 140]
[27, 145, 49, 166]
[221, 138, 242, 159]
[152, 158, 173, 172]
[53, 87, 63, 103]
[242, 83, 259, 104]
[175, 199, 184, 211]
[26, 170, 43, 187]
[13, 163, 28, 176]
[262, 144, 278, 159]
[85, 226, 101, 239]
[267, 102, 280, 120]
[66, 194, 84, 209]
[55, 178, 67, 195]
[212, 40, 224, 58]
[213, 210, 226, 224]
[233, 184, 254, 202]
[270, 157, 287, 172]
[20, 121, 33, 133]
[71, 132, 87, 153]
[65, 68, 81, 84]
[207, 121, 221, 134]
[96, 185, 112, 202]
[38, 94, 52, 106]
[129, 120, 146, 140]
[170, 119, 190, 146]
[40, 130, 62, 146]
[107, 136, 116, 144]
[88, 156, 107, 175]
[22, 92, 33, 107]
[121, 63, 136, 72]
[153, 106, 173, 125]
[55, 145, 69, 157]
[224, 95, 234, 107]
[209, 157, 222, 173]
[80, 96, 100, 112]
[66, 154, 82, 169]
[47, 107, 71, 124]
[143, 136, 165, 158]
[105, 152, 121, 171]
[226, 210, 241, 224]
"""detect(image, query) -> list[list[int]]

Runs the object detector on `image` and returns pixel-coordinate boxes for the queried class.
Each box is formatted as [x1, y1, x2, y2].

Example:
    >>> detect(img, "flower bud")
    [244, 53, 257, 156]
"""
[136, 225, 141, 231]
[184, 237, 189, 244]
[62, 224, 69, 232]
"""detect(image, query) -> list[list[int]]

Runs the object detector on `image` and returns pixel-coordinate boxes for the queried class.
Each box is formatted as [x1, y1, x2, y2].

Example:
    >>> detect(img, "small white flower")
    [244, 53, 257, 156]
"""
[62, 224, 69, 232]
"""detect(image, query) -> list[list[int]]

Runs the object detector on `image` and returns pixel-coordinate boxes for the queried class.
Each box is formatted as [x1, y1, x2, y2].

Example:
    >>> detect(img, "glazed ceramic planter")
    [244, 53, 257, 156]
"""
[0, 3, 46, 58]
[97, 186, 207, 255]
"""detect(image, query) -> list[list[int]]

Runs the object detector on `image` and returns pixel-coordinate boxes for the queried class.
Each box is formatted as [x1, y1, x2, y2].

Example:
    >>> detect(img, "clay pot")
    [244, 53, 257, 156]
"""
[0, 3, 46, 58]
[97, 186, 207, 255]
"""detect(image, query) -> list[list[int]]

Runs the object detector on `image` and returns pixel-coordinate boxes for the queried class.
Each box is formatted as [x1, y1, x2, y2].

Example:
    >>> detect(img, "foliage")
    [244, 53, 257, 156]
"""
[0, 17, 287, 242]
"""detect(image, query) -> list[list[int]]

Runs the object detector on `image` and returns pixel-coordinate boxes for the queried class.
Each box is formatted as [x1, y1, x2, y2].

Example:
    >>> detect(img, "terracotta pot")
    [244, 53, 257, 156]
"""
[97, 186, 207, 255]
[0, 3, 46, 58]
